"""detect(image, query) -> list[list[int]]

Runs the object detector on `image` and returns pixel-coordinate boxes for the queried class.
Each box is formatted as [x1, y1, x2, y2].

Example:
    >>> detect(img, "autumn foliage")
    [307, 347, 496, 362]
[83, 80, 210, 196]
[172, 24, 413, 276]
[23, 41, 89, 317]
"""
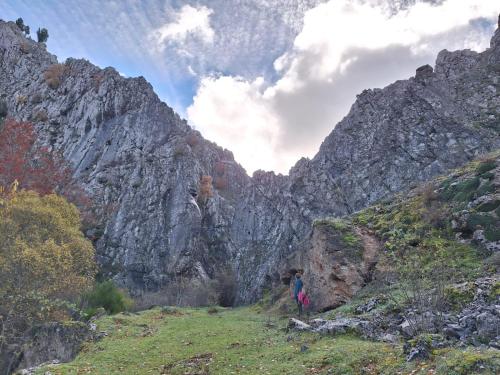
[0, 119, 70, 194]
[0, 188, 96, 356]
[43, 63, 67, 89]
[0, 120, 97, 359]
[198, 175, 213, 204]
[0, 119, 94, 226]
[0, 190, 96, 299]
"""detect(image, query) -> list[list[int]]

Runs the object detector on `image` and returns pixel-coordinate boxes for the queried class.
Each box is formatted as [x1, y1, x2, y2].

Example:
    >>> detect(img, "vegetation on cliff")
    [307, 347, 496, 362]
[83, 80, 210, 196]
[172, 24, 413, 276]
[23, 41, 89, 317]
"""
[0, 187, 96, 365]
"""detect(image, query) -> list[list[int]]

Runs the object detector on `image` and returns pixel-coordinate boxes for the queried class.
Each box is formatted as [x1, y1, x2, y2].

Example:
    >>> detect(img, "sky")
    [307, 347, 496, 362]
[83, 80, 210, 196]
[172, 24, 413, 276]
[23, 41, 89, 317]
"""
[1, 0, 498, 174]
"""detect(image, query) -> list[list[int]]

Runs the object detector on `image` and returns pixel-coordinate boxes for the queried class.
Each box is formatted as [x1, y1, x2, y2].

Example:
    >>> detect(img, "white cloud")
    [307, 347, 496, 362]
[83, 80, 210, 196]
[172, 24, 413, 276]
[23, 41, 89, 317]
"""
[187, 76, 297, 174]
[151, 5, 214, 50]
[187, 0, 498, 174]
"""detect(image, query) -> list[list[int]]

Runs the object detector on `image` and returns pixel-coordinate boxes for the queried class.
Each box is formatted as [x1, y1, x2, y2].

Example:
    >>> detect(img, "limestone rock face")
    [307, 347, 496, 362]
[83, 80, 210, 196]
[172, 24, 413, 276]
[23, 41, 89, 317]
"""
[282, 222, 380, 312]
[1, 19, 499, 303]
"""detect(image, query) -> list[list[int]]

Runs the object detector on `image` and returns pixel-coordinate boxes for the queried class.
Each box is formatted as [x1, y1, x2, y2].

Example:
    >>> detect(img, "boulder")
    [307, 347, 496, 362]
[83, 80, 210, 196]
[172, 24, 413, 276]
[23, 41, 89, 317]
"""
[282, 224, 380, 312]
[288, 318, 311, 331]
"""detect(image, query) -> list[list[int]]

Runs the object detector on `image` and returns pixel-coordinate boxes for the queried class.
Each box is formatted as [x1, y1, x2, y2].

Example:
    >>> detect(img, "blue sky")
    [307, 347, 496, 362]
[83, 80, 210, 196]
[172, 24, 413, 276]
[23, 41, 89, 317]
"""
[1, 1, 498, 173]
[1, 0, 313, 114]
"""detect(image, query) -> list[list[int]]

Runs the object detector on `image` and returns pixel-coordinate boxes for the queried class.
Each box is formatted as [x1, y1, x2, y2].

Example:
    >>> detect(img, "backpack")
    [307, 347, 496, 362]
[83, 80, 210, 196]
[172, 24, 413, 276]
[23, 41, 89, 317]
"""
[302, 293, 310, 307]
[298, 291, 310, 307]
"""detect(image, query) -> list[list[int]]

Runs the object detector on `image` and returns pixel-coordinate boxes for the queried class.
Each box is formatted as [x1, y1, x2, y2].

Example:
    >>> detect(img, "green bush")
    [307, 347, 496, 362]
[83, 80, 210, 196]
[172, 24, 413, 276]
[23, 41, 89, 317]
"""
[476, 160, 496, 175]
[444, 284, 474, 311]
[476, 182, 494, 197]
[36, 27, 49, 43]
[476, 200, 500, 212]
[84, 281, 133, 315]
[441, 177, 480, 201]
[484, 226, 500, 242]
[466, 214, 495, 232]
[479, 172, 495, 180]
[313, 217, 348, 231]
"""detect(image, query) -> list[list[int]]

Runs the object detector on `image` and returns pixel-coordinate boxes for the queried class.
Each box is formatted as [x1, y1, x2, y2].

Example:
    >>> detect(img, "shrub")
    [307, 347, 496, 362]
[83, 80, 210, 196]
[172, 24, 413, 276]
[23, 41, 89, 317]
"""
[0, 190, 96, 299]
[440, 177, 480, 201]
[476, 160, 496, 175]
[173, 144, 186, 159]
[476, 199, 500, 212]
[213, 269, 237, 307]
[15, 18, 25, 31]
[444, 284, 474, 311]
[15, 18, 29, 35]
[0, 100, 7, 118]
[489, 282, 500, 301]
[84, 281, 133, 315]
[466, 213, 495, 232]
[31, 93, 43, 104]
[484, 226, 500, 242]
[421, 201, 448, 229]
[419, 184, 438, 206]
[0, 119, 70, 194]
[0, 189, 96, 352]
[313, 217, 348, 230]
[36, 27, 49, 43]
[198, 175, 213, 204]
[342, 232, 360, 247]
[44, 64, 67, 89]
[480, 171, 495, 180]
[476, 181, 494, 197]
[33, 109, 48, 122]
[16, 95, 27, 105]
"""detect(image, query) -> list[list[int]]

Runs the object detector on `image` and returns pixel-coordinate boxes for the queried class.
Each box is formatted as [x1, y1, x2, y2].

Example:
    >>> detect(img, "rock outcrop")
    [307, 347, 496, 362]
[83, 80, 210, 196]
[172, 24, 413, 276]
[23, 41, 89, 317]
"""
[281, 220, 380, 311]
[288, 276, 500, 351]
[0, 322, 91, 375]
[0, 19, 499, 303]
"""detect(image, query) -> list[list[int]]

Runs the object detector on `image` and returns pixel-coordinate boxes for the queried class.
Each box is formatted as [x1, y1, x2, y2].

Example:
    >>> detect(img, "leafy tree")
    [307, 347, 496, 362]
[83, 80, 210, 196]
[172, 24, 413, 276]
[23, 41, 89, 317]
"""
[0, 188, 96, 354]
[24, 25, 30, 35]
[0, 119, 70, 194]
[36, 27, 48, 43]
[0, 118, 96, 231]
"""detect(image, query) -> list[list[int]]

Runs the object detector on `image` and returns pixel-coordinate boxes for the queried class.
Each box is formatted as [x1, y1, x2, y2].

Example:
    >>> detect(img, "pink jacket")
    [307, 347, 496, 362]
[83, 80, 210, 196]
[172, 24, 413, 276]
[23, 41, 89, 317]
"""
[298, 291, 310, 307]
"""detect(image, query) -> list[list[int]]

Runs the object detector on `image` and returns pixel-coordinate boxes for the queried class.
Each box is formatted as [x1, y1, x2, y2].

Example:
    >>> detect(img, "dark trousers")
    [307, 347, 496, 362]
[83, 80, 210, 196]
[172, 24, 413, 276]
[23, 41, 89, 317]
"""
[295, 296, 303, 316]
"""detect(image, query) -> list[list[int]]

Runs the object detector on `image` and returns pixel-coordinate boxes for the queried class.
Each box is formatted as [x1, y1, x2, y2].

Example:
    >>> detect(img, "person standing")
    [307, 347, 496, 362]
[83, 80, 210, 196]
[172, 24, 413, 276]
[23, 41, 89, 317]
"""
[293, 273, 304, 316]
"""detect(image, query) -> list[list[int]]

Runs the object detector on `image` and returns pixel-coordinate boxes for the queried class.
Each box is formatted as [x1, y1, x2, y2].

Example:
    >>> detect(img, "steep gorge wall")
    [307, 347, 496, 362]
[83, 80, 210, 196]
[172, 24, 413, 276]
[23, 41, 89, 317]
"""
[1, 19, 499, 303]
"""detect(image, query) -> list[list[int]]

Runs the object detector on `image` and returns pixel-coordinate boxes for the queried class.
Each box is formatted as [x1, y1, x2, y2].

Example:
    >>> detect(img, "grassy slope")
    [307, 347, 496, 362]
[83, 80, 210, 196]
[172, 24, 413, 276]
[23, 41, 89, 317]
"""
[326, 153, 500, 317]
[38, 307, 498, 375]
[38, 154, 500, 375]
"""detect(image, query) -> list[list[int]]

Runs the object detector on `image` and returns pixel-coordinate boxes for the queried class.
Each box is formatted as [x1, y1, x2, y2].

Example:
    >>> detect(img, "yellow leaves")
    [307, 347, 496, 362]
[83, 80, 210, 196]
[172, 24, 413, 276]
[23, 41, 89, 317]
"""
[0, 190, 96, 301]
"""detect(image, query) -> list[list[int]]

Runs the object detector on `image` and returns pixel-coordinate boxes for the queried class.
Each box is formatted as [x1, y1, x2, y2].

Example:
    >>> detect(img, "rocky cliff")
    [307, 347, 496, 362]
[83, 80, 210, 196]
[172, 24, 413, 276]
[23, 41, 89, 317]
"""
[0, 19, 499, 303]
[282, 220, 381, 312]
